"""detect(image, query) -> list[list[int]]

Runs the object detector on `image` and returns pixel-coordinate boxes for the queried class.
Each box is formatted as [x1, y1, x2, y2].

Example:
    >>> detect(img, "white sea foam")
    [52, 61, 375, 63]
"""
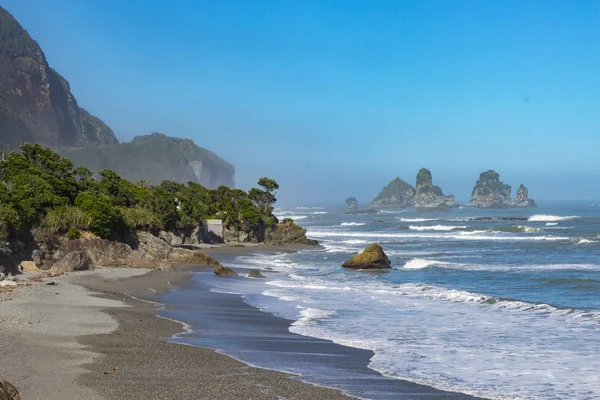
[528, 214, 579, 222]
[311, 211, 328, 214]
[403, 258, 447, 269]
[340, 222, 366, 226]
[279, 215, 308, 220]
[577, 239, 598, 245]
[398, 218, 439, 222]
[517, 225, 542, 233]
[409, 225, 467, 231]
[308, 230, 571, 242]
[546, 222, 559, 226]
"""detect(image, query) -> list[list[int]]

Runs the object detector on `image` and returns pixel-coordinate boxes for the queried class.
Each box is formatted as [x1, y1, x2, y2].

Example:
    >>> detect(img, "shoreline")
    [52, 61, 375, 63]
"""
[1, 245, 485, 399]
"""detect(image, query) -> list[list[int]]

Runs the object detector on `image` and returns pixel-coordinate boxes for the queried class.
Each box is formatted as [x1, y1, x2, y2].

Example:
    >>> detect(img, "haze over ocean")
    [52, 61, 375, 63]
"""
[3, 0, 599, 203]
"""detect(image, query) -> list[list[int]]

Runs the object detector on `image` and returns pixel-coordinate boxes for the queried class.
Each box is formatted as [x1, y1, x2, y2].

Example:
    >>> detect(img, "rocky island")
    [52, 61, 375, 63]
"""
[369, 168, 458, 210]
[467, 170, 536, 208]
[345, 197, 358, 210]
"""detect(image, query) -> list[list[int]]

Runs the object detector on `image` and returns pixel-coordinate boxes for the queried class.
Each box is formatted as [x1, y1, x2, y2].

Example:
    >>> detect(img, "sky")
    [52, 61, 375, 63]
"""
[2, 0, 600, 205]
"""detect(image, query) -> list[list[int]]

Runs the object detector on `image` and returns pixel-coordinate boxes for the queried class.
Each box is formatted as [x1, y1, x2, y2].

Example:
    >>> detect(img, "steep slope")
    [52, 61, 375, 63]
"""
[0, 6, 117, 148]
[60, 133, 235, 189]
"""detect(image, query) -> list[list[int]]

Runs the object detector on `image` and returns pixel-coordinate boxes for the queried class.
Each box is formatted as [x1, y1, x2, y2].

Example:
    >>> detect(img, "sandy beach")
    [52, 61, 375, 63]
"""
[0, 263, 352, 400]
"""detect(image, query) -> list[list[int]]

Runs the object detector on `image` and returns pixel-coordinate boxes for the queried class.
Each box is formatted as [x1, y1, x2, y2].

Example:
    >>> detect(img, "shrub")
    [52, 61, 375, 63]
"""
[40, 206, 90, 234]
[122, 206, 160, 230]
[67, 228, 81, 240]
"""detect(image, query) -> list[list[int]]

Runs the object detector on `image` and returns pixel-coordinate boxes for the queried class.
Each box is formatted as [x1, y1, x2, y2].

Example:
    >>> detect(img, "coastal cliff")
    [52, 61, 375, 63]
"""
[0, 6, 117, 149]
[0, 6, 235, 189]
[369, 169, 458, 209]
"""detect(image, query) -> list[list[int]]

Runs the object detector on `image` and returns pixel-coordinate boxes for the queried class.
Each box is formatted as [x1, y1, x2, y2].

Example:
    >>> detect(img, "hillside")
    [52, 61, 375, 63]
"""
[0, 6, 235, 188]
[60, 133, 235, 189]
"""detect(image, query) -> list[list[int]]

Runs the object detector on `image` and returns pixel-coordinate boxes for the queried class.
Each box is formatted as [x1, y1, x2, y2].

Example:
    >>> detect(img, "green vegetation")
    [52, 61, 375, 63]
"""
[0, 144, 277, 242]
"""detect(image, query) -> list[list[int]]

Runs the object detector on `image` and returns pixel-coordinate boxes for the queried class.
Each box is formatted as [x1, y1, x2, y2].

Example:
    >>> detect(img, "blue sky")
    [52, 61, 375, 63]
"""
[3, 0, 600, 204]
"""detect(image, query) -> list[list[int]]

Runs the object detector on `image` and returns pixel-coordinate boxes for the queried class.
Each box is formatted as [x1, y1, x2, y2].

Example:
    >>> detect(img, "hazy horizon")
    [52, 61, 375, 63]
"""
[3, 0, 599, 205]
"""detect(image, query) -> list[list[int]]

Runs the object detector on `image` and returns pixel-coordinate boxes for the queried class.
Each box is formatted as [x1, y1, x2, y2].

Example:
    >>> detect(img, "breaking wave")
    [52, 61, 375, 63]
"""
[528, 214, 580, 222]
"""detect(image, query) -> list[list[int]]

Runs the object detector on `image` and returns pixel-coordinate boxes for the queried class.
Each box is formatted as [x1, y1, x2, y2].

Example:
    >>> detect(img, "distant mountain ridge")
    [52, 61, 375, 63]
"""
[0, 6, 235, 189]
[60, 133, 235, 188]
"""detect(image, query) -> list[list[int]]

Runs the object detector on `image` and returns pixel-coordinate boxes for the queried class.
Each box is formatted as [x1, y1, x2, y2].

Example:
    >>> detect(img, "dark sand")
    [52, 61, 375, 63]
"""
[76, 267, 354, 400]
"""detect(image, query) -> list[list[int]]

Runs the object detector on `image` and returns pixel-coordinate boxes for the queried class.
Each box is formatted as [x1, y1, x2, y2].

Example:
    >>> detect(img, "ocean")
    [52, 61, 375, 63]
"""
[159, 203, 600, 400]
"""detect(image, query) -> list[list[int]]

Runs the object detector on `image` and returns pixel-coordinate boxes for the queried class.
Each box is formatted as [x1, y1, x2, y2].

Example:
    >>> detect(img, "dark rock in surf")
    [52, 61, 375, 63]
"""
[213, 265, 238, 277]
[342, 244, 392, 270]
[247, 269, 265, 278]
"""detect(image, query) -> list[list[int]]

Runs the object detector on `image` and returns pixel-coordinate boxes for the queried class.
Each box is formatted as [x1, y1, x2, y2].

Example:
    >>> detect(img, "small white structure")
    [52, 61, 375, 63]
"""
[202, 219, 224, 242]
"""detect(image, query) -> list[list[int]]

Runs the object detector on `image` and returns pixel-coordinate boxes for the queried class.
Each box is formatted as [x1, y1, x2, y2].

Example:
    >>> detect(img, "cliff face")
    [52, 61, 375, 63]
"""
[467, 170, 512, 208]
[60, 133, 235, 189]
[0, 7, 236, 189]
[0, 6, 117, 149]
[369, 169, 458, 209]
[512, 184, 537, 208]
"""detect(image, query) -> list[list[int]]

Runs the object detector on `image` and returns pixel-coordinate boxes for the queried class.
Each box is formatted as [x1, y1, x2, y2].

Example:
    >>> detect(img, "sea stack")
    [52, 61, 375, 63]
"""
[369, 178, 416, 208]
[467, 170, 512, 208]
[342, 244, 392, 270]
[512, 184, 537, 207]
[345, 197, 358, 210]
[412, 168, 459, 210]
[368, 169, 458, 210]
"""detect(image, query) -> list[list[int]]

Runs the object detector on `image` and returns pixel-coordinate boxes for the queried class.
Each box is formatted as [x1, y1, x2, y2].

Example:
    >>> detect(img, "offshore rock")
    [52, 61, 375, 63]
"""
[412, 168, 459, 209]
[342, 244, 392, 270]
[248, 269, 265, 278]
[369, 169, 458, 209]
[369, 178, 416, 208]
[512, 184, 537, 208]
[213, 265, 238, 277]
[345, 197, 358, 210]
[467, 170, 512, 208]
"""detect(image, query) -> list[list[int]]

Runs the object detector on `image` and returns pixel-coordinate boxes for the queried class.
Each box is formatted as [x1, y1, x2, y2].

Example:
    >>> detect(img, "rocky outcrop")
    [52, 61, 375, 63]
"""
[342, 244, 392, 270]
[345, 197, 358, 210]
[265, 218, 318, 245]
[248, 269, 265, 278]
[369, 169, 458, 209]
[369, 178, 416, 208]
[60, 133, 235, 189]
[0, 6, 117, 150]
[0, 380, 20, 400]
[467, 170, 512, 208]
[213, 265, 238, 277]
[29, 231, 220, 272]
[412, 168, 459, 210]
[512, 184, 537, 207]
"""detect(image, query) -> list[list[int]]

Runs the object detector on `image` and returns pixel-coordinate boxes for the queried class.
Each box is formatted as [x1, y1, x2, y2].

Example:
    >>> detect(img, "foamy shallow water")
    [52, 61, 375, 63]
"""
[203, 204, 600, 399]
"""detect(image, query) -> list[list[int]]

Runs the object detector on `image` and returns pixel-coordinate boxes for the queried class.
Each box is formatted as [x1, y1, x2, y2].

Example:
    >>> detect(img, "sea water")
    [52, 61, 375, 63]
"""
[168, 203, 600, 400]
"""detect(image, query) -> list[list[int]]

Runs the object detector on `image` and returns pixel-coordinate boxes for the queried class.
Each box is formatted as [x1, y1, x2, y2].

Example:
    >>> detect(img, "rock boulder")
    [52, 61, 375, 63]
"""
[248, 269, 265, 278]
[342, 244, 392, 270]
[0, 380, 20, 400]
[213, 265, 238, 277]
[512, 184, 537, 207]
